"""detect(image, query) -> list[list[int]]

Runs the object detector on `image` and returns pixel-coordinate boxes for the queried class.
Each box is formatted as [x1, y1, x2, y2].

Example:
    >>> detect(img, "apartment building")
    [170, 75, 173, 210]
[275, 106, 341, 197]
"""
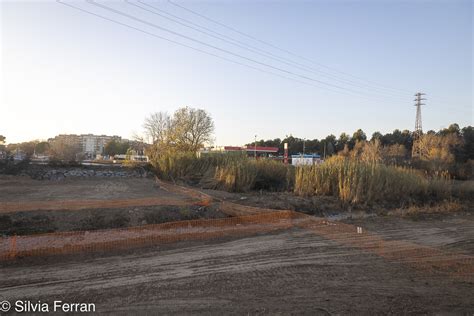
[48, 134, 122, 158]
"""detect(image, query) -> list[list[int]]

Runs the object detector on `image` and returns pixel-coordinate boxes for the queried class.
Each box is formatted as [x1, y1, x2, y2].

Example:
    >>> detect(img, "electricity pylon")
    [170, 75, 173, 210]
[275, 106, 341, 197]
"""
[412, 92, 426, 158]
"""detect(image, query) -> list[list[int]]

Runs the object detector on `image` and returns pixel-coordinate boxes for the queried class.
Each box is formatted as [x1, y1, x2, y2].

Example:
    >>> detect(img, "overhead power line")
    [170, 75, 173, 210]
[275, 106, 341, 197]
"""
[133, 0, 410, 100]
[167, 0, 414, 96]
[57, 0, 394, 100]
[55, 0, 324, 88]
[85, 0, 408, 101]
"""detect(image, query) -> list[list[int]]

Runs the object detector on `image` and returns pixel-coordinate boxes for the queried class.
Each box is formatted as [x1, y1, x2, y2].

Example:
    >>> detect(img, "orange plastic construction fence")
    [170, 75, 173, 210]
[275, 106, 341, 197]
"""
[0, 210, 300, 261]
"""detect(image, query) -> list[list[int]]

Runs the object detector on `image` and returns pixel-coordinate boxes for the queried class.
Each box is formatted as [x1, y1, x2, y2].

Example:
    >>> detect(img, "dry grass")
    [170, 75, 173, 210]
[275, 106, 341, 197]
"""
[151, 152, 461, 204]
[151, 152, 293, 192]
[397, 201, 465, 216]
[294, 156, 452, 205]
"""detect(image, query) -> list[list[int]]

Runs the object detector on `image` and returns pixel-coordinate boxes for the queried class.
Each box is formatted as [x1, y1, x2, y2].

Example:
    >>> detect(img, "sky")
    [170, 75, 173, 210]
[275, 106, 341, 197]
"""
[1, 0, 472, 145]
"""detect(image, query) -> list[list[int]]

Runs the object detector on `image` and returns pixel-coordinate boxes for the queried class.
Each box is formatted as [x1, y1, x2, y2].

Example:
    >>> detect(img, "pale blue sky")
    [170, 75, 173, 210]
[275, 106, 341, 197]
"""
[1, 0, 472, 145]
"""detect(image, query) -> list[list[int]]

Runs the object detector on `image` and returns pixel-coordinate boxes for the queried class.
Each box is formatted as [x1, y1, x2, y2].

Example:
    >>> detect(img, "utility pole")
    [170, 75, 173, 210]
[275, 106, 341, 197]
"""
[254, 135, 257, 160]
[302, 138, 306, 157]
[412, 92, 426, 159]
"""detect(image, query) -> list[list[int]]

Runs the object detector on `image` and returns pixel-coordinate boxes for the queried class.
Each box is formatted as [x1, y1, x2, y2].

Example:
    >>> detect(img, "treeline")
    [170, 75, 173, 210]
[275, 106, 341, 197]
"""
[0, 137, 144, 161]
[248, 124, 473, 161]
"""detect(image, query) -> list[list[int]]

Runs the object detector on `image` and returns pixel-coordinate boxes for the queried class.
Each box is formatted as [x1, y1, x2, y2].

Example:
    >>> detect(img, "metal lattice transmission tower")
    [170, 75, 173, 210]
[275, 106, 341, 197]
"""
[412, 92, 426, 158]
[414, 92, 426, 134]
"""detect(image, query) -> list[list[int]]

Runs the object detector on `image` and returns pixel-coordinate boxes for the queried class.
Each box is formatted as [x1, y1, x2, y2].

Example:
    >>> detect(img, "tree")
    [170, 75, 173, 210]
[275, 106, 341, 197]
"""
[461, 126, 474, 160]
[6, 141, 37, 157]
[143, 112, 171, 144]
[35, 142, 50, 155]
[440, 123, 461, 136]
[104, 140, 129, 156]
[171, 107, 215, 151]
[0, 135, 5, 152]
[322, 135, 336, 156]
[144, 106, 214, 154]
[416, 133, 461, 164]
[349, 129, 366, 149]
[336, 133, 350, 152]
[48, 139, 80, 161]
[371, 131, 382, 142]
[400, 130, 413, 151]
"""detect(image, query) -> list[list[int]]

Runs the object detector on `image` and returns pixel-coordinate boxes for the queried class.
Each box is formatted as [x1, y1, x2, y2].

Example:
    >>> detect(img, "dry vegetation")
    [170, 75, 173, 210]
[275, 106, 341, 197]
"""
[150, 152, 472, 209]
[151, 152, 292, 192]
[294, 156, 454, 205]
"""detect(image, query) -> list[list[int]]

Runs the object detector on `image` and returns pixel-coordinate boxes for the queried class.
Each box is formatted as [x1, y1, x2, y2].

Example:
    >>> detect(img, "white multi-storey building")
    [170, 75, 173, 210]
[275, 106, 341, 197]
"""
[49, 134, 122, 159]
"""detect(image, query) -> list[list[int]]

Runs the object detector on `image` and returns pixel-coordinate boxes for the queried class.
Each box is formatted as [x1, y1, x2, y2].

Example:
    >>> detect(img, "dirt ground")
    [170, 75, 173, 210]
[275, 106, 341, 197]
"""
[344, 213, 474, 255]
[0, 205, 228, 235]
[0, 175, 181, 202]
[0, 176, 225, 235]
[202, 188, 347, 216]
[1, 225, 473, 314]
[0, 174, 473, 313]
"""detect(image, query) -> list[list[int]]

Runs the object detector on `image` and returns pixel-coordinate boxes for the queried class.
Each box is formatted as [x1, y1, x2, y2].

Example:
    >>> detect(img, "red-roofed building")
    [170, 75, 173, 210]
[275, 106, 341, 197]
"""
[199, 145, 279, 157]
[242, 146, 279, 153]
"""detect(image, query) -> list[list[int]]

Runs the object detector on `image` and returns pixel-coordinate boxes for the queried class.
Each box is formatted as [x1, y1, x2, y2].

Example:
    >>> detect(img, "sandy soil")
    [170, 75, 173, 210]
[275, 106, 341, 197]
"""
[202, 188, 346, 215]
[0, 205, 228, 235]
[0, 175, 473, 313]
[0, 175, 183, 202]
[0, 176, 223, 235]
[344, 213, 474, 255]
[1, 228, 473, 314]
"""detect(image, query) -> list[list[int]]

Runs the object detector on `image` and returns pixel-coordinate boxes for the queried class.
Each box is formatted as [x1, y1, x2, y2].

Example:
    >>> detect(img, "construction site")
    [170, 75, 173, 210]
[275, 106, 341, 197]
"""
[0, 170, 473, 314]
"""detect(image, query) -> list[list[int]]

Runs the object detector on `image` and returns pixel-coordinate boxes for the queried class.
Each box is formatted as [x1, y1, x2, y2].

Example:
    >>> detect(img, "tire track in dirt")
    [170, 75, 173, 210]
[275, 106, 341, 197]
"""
[1, 230, 472, 314]
[169, 183, 474, 281]
[2, 179, 473, 283]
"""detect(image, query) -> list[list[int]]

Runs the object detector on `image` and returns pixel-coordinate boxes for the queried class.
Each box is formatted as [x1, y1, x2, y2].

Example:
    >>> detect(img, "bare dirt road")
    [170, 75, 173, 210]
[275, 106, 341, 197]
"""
[1, 226, 473, 315]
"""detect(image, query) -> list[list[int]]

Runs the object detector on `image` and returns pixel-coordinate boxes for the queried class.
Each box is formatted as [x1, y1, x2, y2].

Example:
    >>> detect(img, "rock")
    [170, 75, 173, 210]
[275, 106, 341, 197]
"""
[50, 172, 65, 181]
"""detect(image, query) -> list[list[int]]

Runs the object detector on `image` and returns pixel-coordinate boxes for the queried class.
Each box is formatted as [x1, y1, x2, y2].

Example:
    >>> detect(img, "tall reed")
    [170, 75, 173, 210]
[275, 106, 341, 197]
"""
[294, 156, 450, 205]
[150, 151, 293, 192]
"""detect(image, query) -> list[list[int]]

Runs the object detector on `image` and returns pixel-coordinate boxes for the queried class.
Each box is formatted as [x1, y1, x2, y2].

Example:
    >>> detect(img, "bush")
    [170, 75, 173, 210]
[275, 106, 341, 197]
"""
[0, 158, 30, 175]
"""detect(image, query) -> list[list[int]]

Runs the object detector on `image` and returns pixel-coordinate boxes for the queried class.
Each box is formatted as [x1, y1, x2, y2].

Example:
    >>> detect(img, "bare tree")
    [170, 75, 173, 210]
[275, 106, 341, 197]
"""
[143, 112, 171, 144]
[143, 107, 214, 153]
[48, 139, 81, 161]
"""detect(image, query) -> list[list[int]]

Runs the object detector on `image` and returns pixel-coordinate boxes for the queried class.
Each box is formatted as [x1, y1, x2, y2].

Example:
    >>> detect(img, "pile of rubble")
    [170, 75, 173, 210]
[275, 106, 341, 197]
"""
[24, 166, 151, 180]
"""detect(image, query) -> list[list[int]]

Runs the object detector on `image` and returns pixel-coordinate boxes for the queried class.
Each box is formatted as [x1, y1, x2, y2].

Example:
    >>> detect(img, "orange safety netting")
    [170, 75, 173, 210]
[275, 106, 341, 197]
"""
[0, 211, 300, 261]
[156, 182, 474, 281]
[1, 180, 473, 282]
